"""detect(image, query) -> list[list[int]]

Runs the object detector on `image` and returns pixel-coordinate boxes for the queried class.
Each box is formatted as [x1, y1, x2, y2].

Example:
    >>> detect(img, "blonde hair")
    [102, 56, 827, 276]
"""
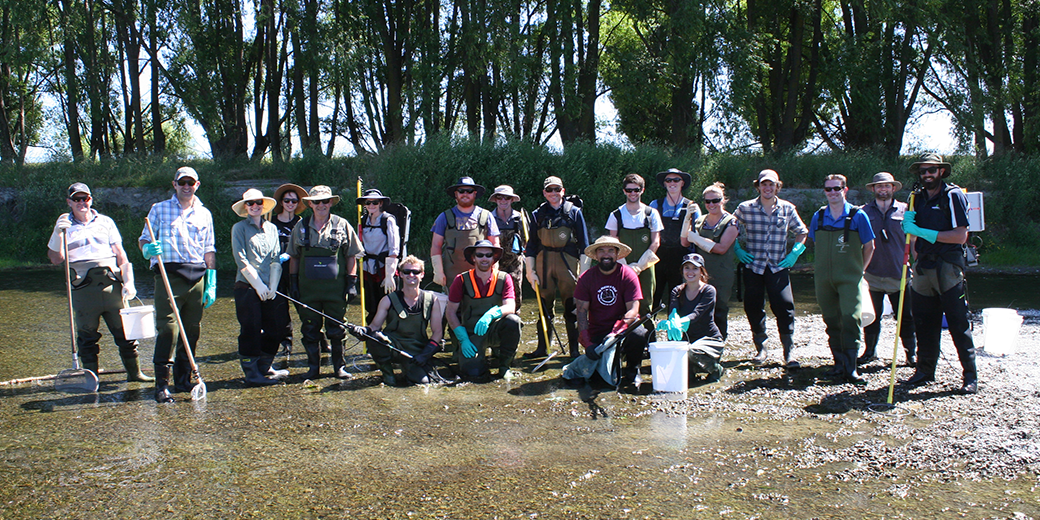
[399, 255, 425, 271]
[702, 182, 728, 204]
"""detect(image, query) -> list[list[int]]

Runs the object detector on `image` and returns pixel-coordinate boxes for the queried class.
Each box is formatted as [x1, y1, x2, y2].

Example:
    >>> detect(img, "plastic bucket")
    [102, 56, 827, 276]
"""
[981, 308, 1023, 356]
[120, 301, 156, 340]
[648, 341, 689, 393]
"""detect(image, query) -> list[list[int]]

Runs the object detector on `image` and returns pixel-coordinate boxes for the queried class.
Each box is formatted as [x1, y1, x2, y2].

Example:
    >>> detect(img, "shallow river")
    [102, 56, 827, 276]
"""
[1, 269, 1037, 518]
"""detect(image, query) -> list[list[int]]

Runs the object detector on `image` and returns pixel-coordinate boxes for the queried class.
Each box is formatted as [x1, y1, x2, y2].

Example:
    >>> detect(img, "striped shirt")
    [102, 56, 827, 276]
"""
[139, 195, 215, 266]
[734, 197, 808, 274]
[47, 210, 121, 265]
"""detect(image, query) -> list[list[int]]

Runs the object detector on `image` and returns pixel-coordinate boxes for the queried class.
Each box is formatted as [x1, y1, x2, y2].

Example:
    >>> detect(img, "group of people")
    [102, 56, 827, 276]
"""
[48, 152, 979, 404]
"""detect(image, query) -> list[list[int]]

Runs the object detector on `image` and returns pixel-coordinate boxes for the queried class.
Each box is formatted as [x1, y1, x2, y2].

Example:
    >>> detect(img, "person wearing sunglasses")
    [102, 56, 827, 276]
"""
[523, 176, 591, 360]
[47, 182, 153, 384]
[138, 166, 216, 402]
[286, 185, 365, 379]
[430, 177, 500, 293]
[606, 173, 663, 317]
[269, 183, 309, 365]
[732, 169, 809, 368]
[445, 240, 521, 382]
[681, 182, 739, 339]
[649, 168, 701, 311]
[356, 189, 400, 326]
[807, 174, 875, 385]
[901, 153, 977, 394]
[488, 185, 527, 309]
[230, 188, 287, 386]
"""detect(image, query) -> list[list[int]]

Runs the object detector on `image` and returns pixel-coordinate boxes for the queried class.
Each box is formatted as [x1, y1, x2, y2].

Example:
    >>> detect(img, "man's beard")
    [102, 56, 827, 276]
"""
[597, 257, 616, 272]
[875, 192, 893, 201]
[921, 176, 941, 191]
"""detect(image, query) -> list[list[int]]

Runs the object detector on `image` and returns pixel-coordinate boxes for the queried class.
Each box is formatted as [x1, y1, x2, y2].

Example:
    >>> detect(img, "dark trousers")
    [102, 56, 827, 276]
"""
[234, 284, 287, 357]
[653, 245, 688, 310]
[863, 289, 916, 358]
[742, 266, 795, 337]
[912, 287, 976, 380]
[276, 267, 293, 346]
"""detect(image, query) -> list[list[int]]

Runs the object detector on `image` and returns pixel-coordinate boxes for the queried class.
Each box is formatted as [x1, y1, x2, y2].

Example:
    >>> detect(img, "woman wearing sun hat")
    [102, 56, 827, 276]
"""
[356, 188, 400, 326]
[231, 188, 288, 385]
[270, 183, 309, 361]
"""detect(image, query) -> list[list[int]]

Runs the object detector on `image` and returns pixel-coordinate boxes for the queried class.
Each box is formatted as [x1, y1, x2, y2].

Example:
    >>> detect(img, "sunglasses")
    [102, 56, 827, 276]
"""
[919, 166, 940, 175]
[704, 197, 722, 204]
[456, 188, 476, 194]
[311, 199, 332, 205]
[399, 268, 422, 276]
[624, 187, 642, 193]
[70, 196, 90, 203]
[364, 201, 381, 206]
[176, 179, 197, 186]
[544, 187, 562, 193]
[282, 198, 298, 204]
[244, 200, 264, 207]
[823, 186, 843, 192]
[664, 177, 683, 183]
[472, 252, 496, 259]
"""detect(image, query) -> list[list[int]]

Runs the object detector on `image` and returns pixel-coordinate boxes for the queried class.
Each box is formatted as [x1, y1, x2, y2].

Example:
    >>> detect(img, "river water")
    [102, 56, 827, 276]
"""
[1, 269, 1038, 518]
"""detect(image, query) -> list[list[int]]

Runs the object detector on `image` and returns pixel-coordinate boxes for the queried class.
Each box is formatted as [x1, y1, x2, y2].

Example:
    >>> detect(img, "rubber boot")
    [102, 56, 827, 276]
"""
[153, 364, 174, 403]
[377, 362, 397, 386]
[122, 356, 154, 382]
[277, 341, 292, 370]
[330, 339, 350, 379]
[258, 355, 289, 380]
[302, 341, 321, 379]
[903, 359, 936, 387]
[241, 357, 280, 386]
[752, 333, 769, 365]
[859, 331, 879, 365]
[172, 358, 192, 392]
[564, 298, 580, 358]
[781, 334, 799, 369]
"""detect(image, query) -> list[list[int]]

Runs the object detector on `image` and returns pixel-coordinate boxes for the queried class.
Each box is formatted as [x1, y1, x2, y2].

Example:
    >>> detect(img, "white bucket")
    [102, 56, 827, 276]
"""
[648, 341, 689, 393]
[120, 301, 156, 340]
[981, 308, 1023, 356]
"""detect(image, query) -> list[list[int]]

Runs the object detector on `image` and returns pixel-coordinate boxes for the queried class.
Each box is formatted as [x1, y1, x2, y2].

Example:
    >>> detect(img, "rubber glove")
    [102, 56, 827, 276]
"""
[578, 254, 592, 274]
[666, 309, 690, 341]
[612, 319, 630, 336]
[778, 242, 806, 269]
[241, 265, 272, 300]
[289, 274, 301, 300]
[382, 257, 398, 293]
[733, 241, 754, 265]
[586, 342, 602, 361]
[680, 209, 694, 244]
[203, 269, 217, 308]
[689, 233, 717, 254]
[629, 249, 660, 275]
[412, 340, 442, 365]
[901, 211, 939, 243]
[525, 257, 540, 287]
[279, 252, 290, 264]
[119, 263, 137, 301]
[344, 274, 358, 303]
[268, 263, 282, 301]
[474, 305, 504, 336]
[55, 214, 72, 231]
[141, 240, 163, 260]
[432, 256, 446, 287]
[454, 326, 477, 358]
[346, 324, 370, 340]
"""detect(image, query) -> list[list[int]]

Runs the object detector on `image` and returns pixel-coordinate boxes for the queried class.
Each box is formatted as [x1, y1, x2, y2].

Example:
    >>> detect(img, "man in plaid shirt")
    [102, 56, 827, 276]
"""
[733, 170, 808, 368]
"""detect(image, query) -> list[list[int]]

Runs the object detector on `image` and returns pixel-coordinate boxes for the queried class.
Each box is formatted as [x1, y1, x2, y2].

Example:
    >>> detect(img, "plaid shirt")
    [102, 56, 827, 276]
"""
[734, 197, 808, 274]
[139, 195, 215, 267]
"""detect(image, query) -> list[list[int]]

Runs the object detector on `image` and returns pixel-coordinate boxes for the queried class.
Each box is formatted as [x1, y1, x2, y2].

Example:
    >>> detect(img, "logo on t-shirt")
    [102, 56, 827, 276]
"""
[597, 285, 618, 306]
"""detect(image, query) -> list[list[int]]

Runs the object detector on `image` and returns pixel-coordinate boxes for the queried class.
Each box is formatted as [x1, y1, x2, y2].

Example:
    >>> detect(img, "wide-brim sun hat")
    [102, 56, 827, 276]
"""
[655, 168, 692, 190]
[583, 236, 633, 260]
[356, 188, 391, 206]
[273, 183, 308, 215]
[463, 239, 504, 264]
[232, 188, 277, 217]
[865, 172, 903, 192]
[488, 185, 520, 202]
[445, 176, 486, 198]
[910, 152, 952, 178]
[302, 185, 341, 206]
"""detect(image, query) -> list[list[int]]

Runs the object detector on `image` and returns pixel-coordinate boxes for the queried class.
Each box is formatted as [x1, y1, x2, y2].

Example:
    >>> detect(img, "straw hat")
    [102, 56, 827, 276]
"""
[273, 184, 308, 215]
[356, 188, 391, 206]
[865, 172, 903, 192]
[910, 152, 952, 178]
[655, 168, 692, 190]
[302, 185, 341, 206]
[488, 185, 520, 202]
[463, 239, 504, 264]
[583, 236, 633, 260]
[232, 188, 277, 217]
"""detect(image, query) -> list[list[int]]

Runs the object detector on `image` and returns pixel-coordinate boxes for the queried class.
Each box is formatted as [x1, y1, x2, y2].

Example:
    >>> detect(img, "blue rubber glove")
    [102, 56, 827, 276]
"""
[778, 242, 806, 269]
[279, 253, 290, 264]
[454, 326, 477, 358]
[733, 241, 754, 265]
[474, 306, 504, 336]
[141, 240, 163, 260]
[901, 211, 939, 243]
[203, 269, 217, 308]
[655, 309, 691, 341]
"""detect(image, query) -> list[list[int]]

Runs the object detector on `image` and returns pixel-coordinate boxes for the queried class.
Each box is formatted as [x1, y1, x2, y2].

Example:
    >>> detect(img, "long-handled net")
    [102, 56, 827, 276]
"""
[55, 229, 99, 393]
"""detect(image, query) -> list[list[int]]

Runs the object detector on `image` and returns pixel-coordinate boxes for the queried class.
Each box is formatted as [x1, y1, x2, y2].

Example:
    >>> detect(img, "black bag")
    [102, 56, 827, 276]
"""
[364, 202, 412, 258]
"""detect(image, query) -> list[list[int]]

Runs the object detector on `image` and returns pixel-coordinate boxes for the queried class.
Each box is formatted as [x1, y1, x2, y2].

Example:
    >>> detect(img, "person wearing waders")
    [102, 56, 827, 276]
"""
[269, 183, 308, 363]
[138, 167, 216, 403]
[682, 182, 739, 339]
[348, 255, 449, 385]
[808, 174, 875, 385]
[732, 169, 809, 368]
[230, 189, 289, 386]
[606, 173, 663, 317]
[649, 168, 700, 310]
[523, 176, 591, 359]
[287, 185, 364, 380]
[445, 240, 521, 382]
[489, 185, 526, 308]
[900, 153, 978, 395]
[859, 172, 917, 368]
[430, 177, 500, 291]
[656, 253, 726, 383]
[561, 236, 647, 389]
[356, 189, 400, 325]
[47, 183, 153, 383]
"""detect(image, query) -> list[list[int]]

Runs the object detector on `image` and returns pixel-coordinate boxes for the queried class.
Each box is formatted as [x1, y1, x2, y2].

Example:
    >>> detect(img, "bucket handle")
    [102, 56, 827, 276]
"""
[124, 296, 146, 308]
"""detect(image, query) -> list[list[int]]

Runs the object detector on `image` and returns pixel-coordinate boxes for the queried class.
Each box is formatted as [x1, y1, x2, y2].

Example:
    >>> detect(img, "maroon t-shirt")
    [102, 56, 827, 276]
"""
[574, 265, 642, 338]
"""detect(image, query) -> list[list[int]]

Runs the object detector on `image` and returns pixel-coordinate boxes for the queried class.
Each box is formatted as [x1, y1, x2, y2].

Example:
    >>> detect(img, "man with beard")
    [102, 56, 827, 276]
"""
[901, 153, 978, 394]
[561, 236, 647, 389]
[859, 172, 917, 367]
[430, 177, 500, 291]
[445, 240, 521, 381]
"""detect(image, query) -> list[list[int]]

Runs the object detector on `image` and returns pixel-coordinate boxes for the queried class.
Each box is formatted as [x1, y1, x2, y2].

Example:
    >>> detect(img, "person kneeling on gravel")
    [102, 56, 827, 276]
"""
[656, 253, 726, 383]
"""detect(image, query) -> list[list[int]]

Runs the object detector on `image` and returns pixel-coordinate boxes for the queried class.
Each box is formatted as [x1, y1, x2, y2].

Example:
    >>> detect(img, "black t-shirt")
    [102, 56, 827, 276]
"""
[669, 283, 723, 342]
[912, 183, 968, 257]
[272, 214, 301, 254]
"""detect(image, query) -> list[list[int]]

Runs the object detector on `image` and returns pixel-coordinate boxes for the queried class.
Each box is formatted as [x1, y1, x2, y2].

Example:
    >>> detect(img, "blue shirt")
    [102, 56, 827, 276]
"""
[808, 202, 876, 244]
[430, 206, 500, 237]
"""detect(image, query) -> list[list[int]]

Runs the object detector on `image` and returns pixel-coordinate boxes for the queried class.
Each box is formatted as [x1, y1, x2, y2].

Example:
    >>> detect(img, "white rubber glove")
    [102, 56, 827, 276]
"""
[268, 263, 282, 301]
[382, 257, 398, 293]
[119, 262, 137, 300]
[689, 233, 717, 254]
[56, 214, 72, 231]
[525, 256, 539, 287]
[679, 209, 694, 244]
[241, 265, 273, 300]
[629, 249, 659, 275]
[431, 255, 446, 287]
[578, 254, 591, 275]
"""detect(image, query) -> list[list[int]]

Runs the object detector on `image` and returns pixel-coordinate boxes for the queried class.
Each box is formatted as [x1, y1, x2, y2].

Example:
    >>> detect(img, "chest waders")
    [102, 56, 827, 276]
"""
[534, 211, 580, 357]
[297, 230, 349, 378]
[615, 212, 654, 315]
[385, 291, 434, 355]
[814, 211, 865, 377]
[696, 213, 737, 338]
[442, 210, 488, 287]
[458, 270, 516, 377]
